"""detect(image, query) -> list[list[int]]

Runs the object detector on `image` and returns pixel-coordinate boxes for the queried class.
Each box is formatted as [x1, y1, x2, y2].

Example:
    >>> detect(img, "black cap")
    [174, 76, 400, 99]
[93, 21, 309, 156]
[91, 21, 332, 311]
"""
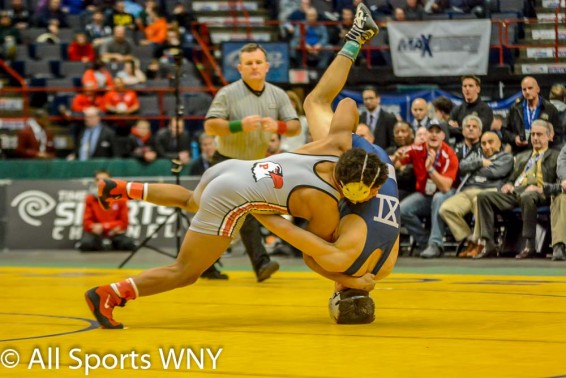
[426, 119, 449, 137]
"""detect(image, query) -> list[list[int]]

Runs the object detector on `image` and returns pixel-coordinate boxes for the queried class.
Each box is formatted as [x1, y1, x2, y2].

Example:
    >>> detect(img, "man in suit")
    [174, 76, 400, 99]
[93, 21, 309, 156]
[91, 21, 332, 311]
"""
[475, 119, 559, 259]
[188, 133, 216, 176]
[359, 86, 396, 151]
[72, 107, 118, 160]
[410, 98, 431, 131]
[16, 109, 56, 159]
[154, 117, 192, 165]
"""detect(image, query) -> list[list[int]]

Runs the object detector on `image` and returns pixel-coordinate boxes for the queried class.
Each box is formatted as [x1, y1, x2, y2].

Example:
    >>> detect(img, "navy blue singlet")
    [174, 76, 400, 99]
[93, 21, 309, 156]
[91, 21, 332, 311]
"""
[340, 134, 400, 276]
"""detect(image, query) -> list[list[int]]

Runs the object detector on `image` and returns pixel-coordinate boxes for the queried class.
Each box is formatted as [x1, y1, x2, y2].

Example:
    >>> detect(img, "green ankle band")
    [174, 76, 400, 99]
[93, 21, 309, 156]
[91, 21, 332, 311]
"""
[338, 41, 361, 61]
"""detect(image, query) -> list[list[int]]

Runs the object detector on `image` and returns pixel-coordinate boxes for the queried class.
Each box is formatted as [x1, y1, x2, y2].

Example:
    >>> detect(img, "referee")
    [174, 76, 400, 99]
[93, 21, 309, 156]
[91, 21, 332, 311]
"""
[204, 43, 301, 282]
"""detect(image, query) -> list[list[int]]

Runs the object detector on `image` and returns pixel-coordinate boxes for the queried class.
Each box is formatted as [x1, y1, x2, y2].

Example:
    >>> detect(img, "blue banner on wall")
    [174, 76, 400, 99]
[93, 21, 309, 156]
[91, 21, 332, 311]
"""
[222, 42, 290, 83]
[337, 89, 523, 123]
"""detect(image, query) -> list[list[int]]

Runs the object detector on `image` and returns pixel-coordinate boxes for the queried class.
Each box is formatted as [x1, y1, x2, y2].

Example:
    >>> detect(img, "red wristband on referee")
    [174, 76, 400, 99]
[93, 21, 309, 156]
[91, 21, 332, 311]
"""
[277, 121, 287, 134]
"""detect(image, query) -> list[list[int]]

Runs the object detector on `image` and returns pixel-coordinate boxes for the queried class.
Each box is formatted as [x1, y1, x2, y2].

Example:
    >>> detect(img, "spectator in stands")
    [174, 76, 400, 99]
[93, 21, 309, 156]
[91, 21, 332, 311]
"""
[410, 98, 431, 130]
[282, 90, 309, 151]
[0, 11, 20, 60]
[103, 77, 139, 116]
[475, 120, 559, 259]
[123, 119, 157, 163]
[491, 114, 512, 153]
[282, 0, 311, 41]
[69, 106, 118, 160]
[439, 131, 513, 258]
[99, 25, 134, 63]
[154, 29, 184, 62]
[266, 133, 286, 156]
[403, 0, 424, 20]
[424, 0, 450, 13]
[78, 169, 136, 252]
[116, 59, 147, 87]
[82, 59, 114, 90]
[144, 58, 161, 79]
[360, 86, 397, 151]
[393, 120, 459, 258]
[388, 120, 414, 154]
[35, 0, 69, 28]
[449, 75, 493, 141]
[290, 7, 331, 69]
[7, 0, 31, 30]
[36, 19, 61, 44]
[328, 7, 354, 45]
[454, 115, 482, 171]
[503, 76, 560, 153]
[135, 0, 157, 30]
[432, 96, 453, 123]
[169, 2, 195, 38]
[139, 8, 168, 46]
[68, 32, 96, 63]
[549, 144, 566, 261]
[389, 121, 416, 201]
[85, 9, 112, 47]
[107, 1, 135, 29]
[432, 96, 456, 143]
[393, 7, 407, 21]
[415, 125, 428, 144]
[15, 109, 56, 159]
[154, 117, 192, 165]
[548, 83, 565, 150]
[71, 82, 105, 113]
[188, 133, 216, 175]
[356, 123, 375, 144]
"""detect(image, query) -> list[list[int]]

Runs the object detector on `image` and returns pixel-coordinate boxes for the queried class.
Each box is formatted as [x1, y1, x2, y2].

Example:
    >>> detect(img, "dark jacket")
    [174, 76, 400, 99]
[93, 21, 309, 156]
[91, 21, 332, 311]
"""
[454, 140, 481, 181]
[75, 125, 118, 158]
[154, 129, 191, 160]
[507, 148, 559, 190]
[503, 97, 560, 153]
[188, 156, 212, 176]
[359, 108, 397, 151]
[459, 150, 514, 190]
[449, 99, 493, 142]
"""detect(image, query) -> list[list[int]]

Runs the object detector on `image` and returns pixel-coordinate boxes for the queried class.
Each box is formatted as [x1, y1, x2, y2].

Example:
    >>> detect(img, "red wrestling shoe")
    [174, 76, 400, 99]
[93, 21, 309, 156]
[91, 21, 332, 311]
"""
[85, 285, 127, 329]
[97, 178, 129, 210]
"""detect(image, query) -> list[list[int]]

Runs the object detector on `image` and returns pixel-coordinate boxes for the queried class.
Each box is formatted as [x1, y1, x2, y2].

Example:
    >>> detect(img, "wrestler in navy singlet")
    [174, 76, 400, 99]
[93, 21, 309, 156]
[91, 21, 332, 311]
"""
[340, 134, 400, 276]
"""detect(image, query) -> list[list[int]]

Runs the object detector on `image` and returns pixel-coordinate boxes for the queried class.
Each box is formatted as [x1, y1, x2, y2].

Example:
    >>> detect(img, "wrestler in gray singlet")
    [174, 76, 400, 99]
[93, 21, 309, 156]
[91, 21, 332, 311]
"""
[190, 152, 340, 237]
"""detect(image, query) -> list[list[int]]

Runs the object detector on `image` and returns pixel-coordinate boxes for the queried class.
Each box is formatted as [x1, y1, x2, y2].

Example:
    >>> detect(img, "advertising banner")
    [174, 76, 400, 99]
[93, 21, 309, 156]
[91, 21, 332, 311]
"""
[388, 20, 492, 77]
[3, 178, 200, 250]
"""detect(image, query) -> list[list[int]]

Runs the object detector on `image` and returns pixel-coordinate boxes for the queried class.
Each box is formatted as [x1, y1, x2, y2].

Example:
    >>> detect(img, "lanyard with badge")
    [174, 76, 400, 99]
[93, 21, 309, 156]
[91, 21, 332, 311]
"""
[523, 98, 540, 141]
[425, 150, 441, 195]
[514, 151, 544, 187]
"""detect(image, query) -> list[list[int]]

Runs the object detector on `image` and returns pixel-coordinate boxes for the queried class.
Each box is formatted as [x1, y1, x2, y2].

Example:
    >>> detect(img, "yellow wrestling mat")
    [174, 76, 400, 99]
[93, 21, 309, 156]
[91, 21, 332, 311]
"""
[1, 267, 565, 377]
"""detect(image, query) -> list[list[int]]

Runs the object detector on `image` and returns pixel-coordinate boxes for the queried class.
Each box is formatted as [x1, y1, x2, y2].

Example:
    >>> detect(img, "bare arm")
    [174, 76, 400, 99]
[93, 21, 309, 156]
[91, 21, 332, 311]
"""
[303, 255, 376, 292]
[254, 213, 355, 272]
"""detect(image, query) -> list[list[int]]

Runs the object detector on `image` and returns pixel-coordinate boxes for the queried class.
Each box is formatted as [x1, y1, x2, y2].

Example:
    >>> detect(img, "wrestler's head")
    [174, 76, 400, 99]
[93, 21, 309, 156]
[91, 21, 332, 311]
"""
[335, 148, 389, 203]
[328, 289, 375, 324]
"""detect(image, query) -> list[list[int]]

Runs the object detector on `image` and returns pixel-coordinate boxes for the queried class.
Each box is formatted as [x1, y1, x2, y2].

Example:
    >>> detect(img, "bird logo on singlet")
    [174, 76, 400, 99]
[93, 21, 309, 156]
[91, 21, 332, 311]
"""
[251, 161, 284, 189]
